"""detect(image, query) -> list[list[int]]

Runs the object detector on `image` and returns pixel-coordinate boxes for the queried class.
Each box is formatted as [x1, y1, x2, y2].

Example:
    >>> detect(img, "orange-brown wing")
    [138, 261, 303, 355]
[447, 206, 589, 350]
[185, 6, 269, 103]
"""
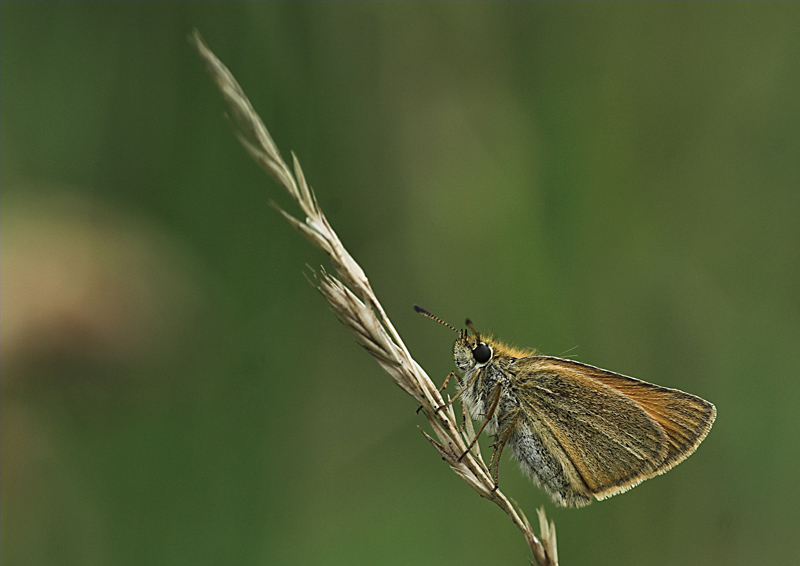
[512, 356, 715, 499]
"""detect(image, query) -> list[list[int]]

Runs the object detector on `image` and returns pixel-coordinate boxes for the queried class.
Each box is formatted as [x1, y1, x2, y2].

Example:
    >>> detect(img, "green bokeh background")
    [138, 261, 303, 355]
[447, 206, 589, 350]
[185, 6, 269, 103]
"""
[3, 3, 799, 565]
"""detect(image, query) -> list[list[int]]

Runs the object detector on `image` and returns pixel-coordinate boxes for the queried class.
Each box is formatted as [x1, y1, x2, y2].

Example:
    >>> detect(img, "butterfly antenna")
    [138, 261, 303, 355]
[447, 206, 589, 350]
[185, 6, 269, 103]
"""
[414, 305, 460, 334]
[465, 318, 482, 342]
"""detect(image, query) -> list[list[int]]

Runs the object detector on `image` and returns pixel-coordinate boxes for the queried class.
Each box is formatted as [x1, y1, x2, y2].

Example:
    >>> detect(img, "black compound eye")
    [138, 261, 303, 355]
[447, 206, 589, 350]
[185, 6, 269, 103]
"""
[472, 342, 491, 364]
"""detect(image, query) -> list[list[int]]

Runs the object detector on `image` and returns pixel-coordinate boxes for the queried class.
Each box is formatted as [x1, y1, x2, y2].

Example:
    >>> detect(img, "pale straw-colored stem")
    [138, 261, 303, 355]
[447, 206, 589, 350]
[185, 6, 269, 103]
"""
[192, 30, 558, 566]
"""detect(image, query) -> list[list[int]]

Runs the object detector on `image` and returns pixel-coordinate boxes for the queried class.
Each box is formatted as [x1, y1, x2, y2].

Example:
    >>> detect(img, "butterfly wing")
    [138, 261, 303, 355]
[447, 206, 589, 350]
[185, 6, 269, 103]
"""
[512, 356, 715, 500]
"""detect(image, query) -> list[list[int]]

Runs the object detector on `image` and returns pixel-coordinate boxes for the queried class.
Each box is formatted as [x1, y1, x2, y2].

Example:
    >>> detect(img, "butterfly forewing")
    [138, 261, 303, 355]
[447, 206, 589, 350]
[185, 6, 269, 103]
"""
[511, 356, 713, 499]
[570, 361, 717, 471]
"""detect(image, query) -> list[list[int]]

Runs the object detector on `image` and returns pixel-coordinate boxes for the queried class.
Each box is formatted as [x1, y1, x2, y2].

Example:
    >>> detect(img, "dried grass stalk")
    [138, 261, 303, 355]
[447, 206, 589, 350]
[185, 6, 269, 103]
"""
[192, 30, 558, 566]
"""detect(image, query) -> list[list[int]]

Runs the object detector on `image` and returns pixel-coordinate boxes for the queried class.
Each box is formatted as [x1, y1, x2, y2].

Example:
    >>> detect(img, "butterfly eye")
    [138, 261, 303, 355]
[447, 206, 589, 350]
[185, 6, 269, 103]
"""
[472, 343, 492, 364]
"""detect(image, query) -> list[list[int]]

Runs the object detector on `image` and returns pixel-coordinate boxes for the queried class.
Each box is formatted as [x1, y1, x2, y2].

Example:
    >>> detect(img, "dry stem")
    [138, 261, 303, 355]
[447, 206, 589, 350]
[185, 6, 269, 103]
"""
[192, 30, 558, 566]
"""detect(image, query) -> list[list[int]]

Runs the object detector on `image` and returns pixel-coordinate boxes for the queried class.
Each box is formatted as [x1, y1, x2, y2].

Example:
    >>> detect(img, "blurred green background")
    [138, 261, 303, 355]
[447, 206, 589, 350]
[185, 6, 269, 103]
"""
[3, 3, 799, 565]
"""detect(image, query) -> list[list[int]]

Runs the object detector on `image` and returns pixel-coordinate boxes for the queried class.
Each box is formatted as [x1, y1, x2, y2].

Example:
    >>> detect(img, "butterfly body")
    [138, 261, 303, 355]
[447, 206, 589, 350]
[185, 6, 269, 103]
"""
[451, 330, 716, 507]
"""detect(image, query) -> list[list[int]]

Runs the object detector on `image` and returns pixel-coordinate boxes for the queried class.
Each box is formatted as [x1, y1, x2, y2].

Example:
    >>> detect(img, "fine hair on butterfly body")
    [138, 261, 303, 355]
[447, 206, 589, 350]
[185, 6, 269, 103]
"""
[415, 305, 716, 508]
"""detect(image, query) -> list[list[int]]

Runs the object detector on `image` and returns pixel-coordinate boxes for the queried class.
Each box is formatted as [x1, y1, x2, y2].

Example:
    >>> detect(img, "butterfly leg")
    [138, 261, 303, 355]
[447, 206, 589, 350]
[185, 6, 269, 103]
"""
[489, 408, 520, 489]
[435, 371, 456, 394]
[458, 382, 502, 462]
[417, 371, 459, 414]
[425, 368, 481, 417]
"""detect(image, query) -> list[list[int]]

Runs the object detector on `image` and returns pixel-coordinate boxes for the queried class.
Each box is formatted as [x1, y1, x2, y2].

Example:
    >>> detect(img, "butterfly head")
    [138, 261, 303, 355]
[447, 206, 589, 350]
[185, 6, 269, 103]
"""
[453, 320, 494, 371]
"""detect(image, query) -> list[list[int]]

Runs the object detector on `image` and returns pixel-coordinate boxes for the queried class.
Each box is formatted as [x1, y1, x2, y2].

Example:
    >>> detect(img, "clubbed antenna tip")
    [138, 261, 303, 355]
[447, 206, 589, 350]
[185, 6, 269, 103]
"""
[414, 304, 431, 316]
